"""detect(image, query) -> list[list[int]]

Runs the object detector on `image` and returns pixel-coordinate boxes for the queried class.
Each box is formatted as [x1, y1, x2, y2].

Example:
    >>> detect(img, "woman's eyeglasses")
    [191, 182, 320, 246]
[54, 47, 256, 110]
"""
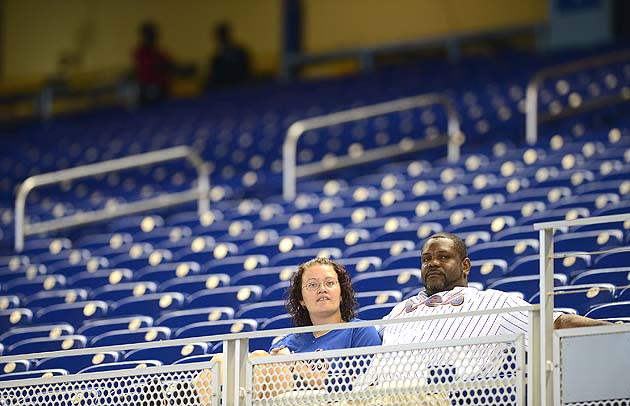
[302, 279, 338, 291]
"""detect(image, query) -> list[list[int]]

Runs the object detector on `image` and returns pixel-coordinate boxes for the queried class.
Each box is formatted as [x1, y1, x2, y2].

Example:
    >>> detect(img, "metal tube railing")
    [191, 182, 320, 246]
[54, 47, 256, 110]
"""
[14, 145, 210, 252]
[533, 212, 630, 406]
[525, 49, 630, 146]
[282, 93, 462, 201]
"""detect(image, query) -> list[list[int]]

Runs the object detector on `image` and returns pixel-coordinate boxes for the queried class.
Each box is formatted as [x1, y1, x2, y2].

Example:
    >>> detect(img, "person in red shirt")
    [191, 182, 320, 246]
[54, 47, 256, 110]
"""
[133, 21, 175, 103]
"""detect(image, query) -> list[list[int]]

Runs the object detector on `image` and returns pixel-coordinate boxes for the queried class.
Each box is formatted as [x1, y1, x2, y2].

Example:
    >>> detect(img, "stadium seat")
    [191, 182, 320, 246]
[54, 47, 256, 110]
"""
[355, 290, 402, 308]
[0, 359, 30, 374]
[230, 265, 295, 287]
[487, 274, 567, 301]
[187, 285, 263, 310]
[467, 239, 539, 261]
[78, 360, 162, 373]
[344, 240, 416, 260]
[90, 281, 158, 302]
[68, 268, 133, 289]
[77, 315, 154, 338]
[0, 323, 74, 348]
[158, 273, 230, 294]
[0, 295, 20, 310]
[24, 288, 89, 309]
[203, 254, 269, 275]
[7, 335, 86, 355]
[33, 351, 120, 374]
[90, 326, 171, 347]
[0, 308, 33, 331]
[0, 369, 68, 381]
[593, 250, 630, 269]
[234, 300, 286, 324]
[134, 261, 202, 283]
[270, 247, 342, 267]
[530, 283, 616, 315]
[509, 254, 591, 279]
[585, 301, 630, 319]
[4, 274, 66, 296]
[173, 319, 257, 338]
[35, 301, 107, 327]
[124, 342, 208, 365]
[554, 229, 624, 252]
[110, 292, 185, 318]
[358, 303, 397, 320]
[570, 267, 630, 286]
[352, 269, 422, 293]
[155, 307, 234, 330]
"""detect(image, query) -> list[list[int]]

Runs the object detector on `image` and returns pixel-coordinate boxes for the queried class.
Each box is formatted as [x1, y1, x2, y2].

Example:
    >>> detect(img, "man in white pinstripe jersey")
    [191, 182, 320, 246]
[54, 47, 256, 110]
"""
[380, 232, 609, 346]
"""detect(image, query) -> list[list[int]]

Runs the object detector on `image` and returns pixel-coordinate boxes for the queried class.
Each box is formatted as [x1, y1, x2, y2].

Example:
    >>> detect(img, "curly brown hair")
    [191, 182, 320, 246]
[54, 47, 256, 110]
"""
[285, 257, 357, 327]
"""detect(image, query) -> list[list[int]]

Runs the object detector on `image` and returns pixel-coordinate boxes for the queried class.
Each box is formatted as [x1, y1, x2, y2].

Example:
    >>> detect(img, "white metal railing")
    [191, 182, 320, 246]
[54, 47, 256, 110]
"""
[525, 49, 630, 146]
[282, 93, 463, 201]
[14, 145, 210, 252]
[0, 306, 536, 406]
[533, 213, 630, 406]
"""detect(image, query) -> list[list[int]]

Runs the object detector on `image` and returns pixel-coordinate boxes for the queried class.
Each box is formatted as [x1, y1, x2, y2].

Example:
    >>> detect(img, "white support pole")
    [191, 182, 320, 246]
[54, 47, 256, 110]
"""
[539, 227, 555, 406]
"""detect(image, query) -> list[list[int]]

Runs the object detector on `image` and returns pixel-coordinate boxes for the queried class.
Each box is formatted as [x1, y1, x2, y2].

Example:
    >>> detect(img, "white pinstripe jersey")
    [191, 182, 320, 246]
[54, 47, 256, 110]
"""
[380, 286, 547, 346]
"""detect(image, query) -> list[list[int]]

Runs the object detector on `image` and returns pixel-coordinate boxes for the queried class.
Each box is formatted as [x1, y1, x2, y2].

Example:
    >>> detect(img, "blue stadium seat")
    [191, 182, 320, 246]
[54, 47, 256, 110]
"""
[33, 351, 119, 374]
[259, 314, 292, 330]
[174, 239, 237, 263]
[134, 261, 202, 283]
[174, 319, 257, 338]
[0, 308, 33, 330]
[487, 274, 567, 301]
[173, 353, 218, 365]
[111, 247, 174, 270]
[230, 266, 295, 287]
[0, 369, 68, 381]
[241, 235, 304, 258]
[352, 269, 422, 293]
[469, 259, 509, 286]
[0, 295, 20, 310]
[35, 301, 107, 327]
[447, 215, 516, 235]
[78, 360, 161, 373]
[0, 323, 74, 348]
[355, 290, 402, 308]
[336, 256, 382, 276]
[75, 232, 134, 251]
[585, 301, 630, 319]
[307, 227, 371, 249]
[124, 342, 208, 365]
[593, 250, 630, 269]
[107, 214, 165, 235]
[344, 240, 416, 260]
[155, 307, 234, 329]
[68, 268, 133, 289]
[509, 254, 591, 279]
[77, 315, 154, 338]
[187, 285, 263, 310]
[4, 274, 66, 296]
[7, 335, 86, 355]
[90, 326, 171, 347]
[262, 281, 290, 301]
[530, 283, 616, 315]
[135, 226, 193, 245]
[270, 247, 342, 267]
[517, 207, 590, 226]
[570, 267, 630, 286]
[468, 239, 539, 261]
[203, 254, 269, 275]
[554, 229, 624, 252]
[358, 303, 397, 320]
[234, 300, 286, 324]
[0, 263, 47, 285]
[110, 292, 184, 318]
[23, 288, 89, 309]
[0, 359, 30, 374]
[158, 273, 230, 294]
[90, 281, 158, 302]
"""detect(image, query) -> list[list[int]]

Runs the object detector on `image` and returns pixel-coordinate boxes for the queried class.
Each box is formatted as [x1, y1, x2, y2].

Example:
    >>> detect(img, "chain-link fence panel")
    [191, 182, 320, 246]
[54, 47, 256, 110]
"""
[0, 361, 219, 406]
[246, 334, 524, 406]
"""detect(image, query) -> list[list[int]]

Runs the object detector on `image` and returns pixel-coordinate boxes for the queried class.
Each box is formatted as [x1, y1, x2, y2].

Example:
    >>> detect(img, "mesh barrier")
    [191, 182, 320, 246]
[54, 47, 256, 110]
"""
[0, 362, 219, 406]
[565, 401, 630, 406]
[247, 334, 524, 405]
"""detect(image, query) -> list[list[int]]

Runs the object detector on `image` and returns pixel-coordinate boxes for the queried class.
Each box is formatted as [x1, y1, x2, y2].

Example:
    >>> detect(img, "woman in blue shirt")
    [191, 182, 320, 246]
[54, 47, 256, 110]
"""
[270, 257, 381, 354]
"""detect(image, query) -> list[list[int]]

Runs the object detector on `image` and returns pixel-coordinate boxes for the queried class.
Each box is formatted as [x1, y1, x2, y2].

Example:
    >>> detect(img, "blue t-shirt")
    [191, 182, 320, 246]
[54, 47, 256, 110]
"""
[269, 318, 381, 353]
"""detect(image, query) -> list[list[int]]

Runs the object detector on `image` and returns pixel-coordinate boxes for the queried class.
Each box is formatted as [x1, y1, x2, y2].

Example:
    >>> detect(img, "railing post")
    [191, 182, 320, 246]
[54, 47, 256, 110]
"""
[539, 227, 555, 406]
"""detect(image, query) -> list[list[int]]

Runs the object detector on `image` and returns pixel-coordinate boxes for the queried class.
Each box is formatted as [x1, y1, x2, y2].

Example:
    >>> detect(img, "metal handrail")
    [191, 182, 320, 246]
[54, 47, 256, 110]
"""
[14, 145, 210, 252]
[533, 212, 630, 406]
[525, 49, 630, 145]
[282, 93, 462, 201]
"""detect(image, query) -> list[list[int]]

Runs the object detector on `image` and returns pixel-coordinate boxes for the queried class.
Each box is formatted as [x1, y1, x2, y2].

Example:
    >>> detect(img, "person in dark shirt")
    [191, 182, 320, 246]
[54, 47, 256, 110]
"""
[206, 22, 251, 88]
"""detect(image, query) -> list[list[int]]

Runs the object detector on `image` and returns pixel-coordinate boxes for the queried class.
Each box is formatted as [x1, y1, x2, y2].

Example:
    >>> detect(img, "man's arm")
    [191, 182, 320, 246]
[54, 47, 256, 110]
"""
[554, 314, 612, 329]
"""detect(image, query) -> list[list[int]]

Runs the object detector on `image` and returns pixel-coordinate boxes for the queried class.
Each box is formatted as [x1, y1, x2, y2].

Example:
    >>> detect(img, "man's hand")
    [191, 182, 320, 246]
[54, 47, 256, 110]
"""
[554, 314, 612, 329]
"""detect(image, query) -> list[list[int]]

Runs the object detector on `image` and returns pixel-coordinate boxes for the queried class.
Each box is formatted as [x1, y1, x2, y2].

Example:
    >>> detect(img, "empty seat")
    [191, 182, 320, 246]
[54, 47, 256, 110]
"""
[468, 239, 539, 261]
[344, 240, 416, 260]
[35, 301, 107, 327]
[230, 265, 295, 287]
[0, 369, 67, 381]
[352, 269, 422, 293]
[124, 342, 208, 365]
[0, 308, 33, 330]
[23, 288, 89, 309]
[336, 256, 382, 276]
[158, 273, 230, 294]
[8, 335, 86, 355]
[509, 254, 591, 279]
[355, 290, 402, 308]
[487, 274, 567, 301]
[358, 303, 397, 320]
[187, 286, 262, 310]
[259, 314, 292, 330]
[0, 323, 74, 348]
[4, 274, 66, 296]
[155, 307, 234, 329]
[270, 247, 342, 267]
[110, 292, 184, 318]
[203, 254, 269, 275]
[0, 295, 20, 310]
[262, 281, 290, 301]
[0, 359, 30, 374]
[33, 351, 119, 374]
[134, 261, 202, 283]
[585, 301, 630, 319]
[78, 360, 161, 373]
[234, 300, 286, 324]
[554, 229, 624, 252]
[68, 268, 133, 289]
[77, 315, 154, 338]
[530, 284, 616, 315]
[571, 267, 630, 286]
[90, 281, 158, 302]
[90, 326, 171, 347]
[174, 319, 257, 338]
[468, 259, 509, 286]
[593, 250, 630, 268]
[0, 263, 47, 285]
